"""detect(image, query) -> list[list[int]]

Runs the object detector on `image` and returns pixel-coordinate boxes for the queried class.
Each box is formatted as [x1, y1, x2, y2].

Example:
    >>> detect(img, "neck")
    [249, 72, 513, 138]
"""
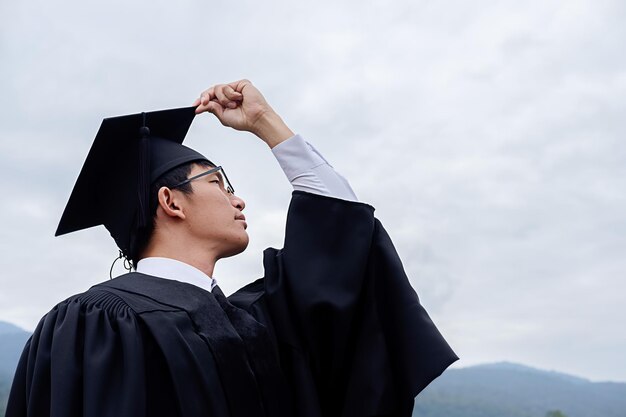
[141, 243, 218, 278]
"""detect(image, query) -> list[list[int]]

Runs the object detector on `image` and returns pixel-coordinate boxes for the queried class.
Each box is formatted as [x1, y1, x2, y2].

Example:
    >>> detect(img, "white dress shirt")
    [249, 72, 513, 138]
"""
[137, 133, 357, 289]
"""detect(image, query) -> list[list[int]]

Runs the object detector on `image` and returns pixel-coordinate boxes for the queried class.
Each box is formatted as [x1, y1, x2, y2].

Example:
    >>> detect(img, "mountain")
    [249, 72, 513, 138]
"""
[0, 322, 27, 336]
[0, 322, 28, 376]
[0, 321, 30, 415]
[413, 362, 626, 417]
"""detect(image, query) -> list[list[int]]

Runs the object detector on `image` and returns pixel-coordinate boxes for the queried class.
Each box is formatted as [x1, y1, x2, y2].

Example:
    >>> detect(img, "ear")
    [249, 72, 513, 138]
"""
[156, 187, 187, 220]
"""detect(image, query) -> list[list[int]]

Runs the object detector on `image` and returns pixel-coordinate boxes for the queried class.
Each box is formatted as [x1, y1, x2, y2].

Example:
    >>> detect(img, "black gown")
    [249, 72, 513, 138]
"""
[6, 191, 458, 417]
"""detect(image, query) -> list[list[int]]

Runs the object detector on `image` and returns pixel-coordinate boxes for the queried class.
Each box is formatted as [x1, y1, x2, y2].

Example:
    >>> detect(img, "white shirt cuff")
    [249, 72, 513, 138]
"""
[272, 134, 358, 202]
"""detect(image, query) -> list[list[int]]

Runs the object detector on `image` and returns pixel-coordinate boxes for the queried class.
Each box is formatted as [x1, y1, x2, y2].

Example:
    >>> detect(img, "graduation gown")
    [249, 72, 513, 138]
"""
[6, 191, 458, 417]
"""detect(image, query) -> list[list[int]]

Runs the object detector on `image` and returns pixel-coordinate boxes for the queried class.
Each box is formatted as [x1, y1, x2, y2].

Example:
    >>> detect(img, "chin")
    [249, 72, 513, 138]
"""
[220, 233, 250, 259]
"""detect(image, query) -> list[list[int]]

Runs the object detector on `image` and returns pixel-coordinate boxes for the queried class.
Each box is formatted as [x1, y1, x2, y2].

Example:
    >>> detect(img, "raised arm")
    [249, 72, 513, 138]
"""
[194, 80, 358, 202]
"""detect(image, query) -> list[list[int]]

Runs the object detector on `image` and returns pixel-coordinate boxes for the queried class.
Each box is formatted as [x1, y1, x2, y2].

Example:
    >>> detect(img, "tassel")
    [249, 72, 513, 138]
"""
[137, 112, 151, 229]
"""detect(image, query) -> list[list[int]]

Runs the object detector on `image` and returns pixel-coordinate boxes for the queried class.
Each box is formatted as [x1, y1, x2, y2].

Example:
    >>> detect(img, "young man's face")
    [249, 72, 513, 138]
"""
[180, 163, 249, 259]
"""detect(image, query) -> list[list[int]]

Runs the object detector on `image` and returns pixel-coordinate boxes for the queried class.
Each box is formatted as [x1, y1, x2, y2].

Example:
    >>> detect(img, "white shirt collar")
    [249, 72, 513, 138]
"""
[135, 257, 217, 293]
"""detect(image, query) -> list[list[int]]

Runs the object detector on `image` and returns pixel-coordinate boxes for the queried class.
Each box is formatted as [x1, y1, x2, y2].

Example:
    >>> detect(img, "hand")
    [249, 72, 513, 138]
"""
[193, 79, 294, 148]
[194, 79, 272, 134]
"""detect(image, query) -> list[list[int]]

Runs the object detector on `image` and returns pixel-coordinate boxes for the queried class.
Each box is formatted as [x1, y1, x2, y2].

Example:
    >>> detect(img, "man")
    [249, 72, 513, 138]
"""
[6, 80, 457, 417]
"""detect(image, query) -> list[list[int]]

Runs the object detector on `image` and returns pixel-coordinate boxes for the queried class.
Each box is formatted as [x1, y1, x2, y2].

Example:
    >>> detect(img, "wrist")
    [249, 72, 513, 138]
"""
[252, 111, 294, 149]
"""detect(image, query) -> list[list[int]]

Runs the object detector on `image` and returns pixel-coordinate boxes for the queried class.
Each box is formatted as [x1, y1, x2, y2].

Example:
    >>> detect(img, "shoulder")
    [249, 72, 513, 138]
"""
[23, 283, 151, 363]
[39, 273, 180, 331]
[46, 284, 137, 322]
[28, 285, 145, 342]
[91, 273, 184, 314]
[72, 286, 134, 312]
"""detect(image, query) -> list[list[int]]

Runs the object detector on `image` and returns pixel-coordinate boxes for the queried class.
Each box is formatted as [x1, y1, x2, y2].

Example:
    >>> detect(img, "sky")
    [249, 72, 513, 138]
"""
[1, 0, 624, 382]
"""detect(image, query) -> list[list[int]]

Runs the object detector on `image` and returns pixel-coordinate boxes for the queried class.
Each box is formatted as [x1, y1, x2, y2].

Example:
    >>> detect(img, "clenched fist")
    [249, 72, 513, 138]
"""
[193, 79, 294, 148]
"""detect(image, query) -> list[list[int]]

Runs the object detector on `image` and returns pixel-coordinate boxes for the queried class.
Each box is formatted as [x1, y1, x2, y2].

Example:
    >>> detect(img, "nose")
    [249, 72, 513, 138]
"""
[231, 194, 245, 211]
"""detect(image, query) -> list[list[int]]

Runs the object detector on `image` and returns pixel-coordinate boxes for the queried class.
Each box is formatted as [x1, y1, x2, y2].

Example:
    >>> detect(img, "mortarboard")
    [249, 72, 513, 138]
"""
[55, 106, 211, 258]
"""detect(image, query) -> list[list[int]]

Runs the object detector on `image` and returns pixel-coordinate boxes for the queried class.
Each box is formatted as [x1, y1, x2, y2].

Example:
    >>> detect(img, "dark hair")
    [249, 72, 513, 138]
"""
[130, 159, 215, 266]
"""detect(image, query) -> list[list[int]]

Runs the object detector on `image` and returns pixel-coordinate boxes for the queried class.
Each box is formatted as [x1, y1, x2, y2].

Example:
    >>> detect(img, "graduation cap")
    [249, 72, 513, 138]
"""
[56, 106, 211, 258]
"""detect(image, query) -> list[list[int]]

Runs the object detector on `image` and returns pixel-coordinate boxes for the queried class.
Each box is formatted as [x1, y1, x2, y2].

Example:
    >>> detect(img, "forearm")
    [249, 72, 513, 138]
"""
[252, 111, 295, 149]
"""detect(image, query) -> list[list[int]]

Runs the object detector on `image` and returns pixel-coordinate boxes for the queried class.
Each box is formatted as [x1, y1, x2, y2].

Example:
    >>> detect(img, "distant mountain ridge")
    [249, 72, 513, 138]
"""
[0, 321, 27, 336]
[0, 322, 28, 376]
[0, 321, 30, 415]
[414, 361, 626, 417]
[471, 362, 591, 384]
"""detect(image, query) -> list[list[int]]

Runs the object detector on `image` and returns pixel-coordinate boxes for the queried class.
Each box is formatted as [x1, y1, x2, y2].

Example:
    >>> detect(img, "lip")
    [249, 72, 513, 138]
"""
[235, 214, 247, 229]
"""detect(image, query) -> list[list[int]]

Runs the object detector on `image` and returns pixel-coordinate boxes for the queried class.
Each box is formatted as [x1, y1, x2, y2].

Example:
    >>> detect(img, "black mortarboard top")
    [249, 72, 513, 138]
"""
[55, 106, 210, 258]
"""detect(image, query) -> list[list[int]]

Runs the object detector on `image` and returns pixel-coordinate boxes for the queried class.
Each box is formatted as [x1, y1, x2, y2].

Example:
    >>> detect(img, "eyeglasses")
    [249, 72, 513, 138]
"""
[170, 165, 235, 195]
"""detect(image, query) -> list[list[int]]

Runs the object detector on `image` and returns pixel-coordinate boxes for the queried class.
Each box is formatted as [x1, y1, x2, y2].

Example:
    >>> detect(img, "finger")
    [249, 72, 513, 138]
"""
[215, 86, 239, 109]
[195, 102, 213, 114]
[195, 94, 216, 113]
[214, 85, 231, 106]
[224, 85, 243, 101]
[195, 103, 209, 114]
[192, 98, 201, 106]
[206, 100, 224, 119]
[195, 96, 219, 114]
[200, 87, 215, 106]
[227, 79, 251, 93]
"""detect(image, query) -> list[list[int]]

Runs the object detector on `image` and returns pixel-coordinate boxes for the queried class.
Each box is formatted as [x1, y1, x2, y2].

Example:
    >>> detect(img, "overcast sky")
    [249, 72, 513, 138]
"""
[1, 0, 624, 382]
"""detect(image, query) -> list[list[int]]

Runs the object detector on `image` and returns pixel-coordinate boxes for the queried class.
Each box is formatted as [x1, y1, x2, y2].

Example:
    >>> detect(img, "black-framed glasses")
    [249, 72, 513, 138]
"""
[171, 165, 235, 195]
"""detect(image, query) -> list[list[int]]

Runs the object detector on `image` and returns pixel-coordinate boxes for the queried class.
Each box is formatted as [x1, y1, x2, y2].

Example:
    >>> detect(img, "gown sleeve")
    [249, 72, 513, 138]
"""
[5, 289, 155, 417]
[235, 190, 458, 417]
